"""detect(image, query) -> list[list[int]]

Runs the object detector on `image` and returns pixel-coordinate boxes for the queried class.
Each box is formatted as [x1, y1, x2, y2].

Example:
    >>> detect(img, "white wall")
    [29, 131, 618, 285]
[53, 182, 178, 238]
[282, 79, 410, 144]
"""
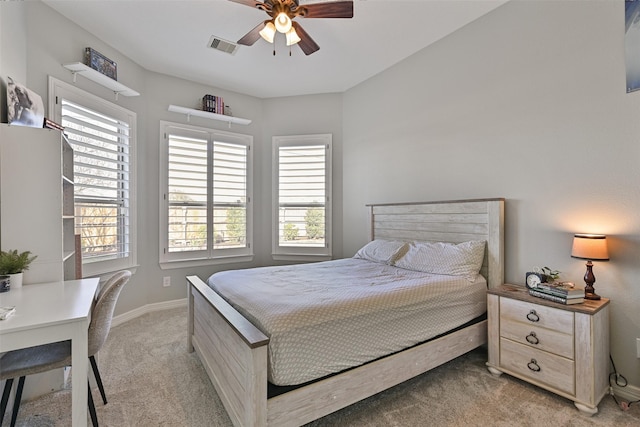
[343, 0, 640, 392]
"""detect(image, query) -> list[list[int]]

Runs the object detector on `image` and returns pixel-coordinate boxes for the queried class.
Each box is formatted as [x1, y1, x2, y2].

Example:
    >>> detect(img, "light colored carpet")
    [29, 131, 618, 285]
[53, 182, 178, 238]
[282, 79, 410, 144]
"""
[4, 306, 639, 426]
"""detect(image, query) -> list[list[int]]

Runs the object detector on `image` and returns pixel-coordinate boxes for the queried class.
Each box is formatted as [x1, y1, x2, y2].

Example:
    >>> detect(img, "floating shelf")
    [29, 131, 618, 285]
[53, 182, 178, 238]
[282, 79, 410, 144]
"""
[63, 62, 140, 99]
[168, 105, 251, 126]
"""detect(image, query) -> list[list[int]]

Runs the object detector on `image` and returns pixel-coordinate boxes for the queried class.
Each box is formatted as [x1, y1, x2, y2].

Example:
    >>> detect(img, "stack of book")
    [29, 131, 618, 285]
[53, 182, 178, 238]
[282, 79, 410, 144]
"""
[202, 94, 225, 114]
[528, 282, 585, 305]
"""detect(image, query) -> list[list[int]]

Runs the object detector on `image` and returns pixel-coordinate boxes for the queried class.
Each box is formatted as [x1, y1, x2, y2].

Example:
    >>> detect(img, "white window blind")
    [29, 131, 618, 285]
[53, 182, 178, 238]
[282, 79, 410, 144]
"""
[161, 122, 252, 266]
[61, 100, 131, 263]
[273, 134, 331, 259]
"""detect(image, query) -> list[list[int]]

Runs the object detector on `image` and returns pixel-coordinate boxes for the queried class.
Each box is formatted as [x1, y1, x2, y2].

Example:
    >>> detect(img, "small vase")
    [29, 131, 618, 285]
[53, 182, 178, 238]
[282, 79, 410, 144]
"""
[8, 272, 23, 289]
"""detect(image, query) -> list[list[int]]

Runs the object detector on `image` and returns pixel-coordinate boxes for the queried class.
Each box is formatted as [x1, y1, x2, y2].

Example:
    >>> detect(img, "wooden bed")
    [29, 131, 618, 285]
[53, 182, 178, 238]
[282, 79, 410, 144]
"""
[186, 198, 504, 427]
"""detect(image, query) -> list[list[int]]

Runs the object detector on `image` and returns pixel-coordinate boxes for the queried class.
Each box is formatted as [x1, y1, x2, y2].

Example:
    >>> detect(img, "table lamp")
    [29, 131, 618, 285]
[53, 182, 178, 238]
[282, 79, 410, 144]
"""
[571, 234, 609, 300]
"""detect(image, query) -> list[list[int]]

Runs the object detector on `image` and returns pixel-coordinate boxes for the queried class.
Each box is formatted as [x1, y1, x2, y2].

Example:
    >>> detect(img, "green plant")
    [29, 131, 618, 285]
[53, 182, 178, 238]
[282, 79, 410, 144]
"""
[283, 223, 298, 241]
[304, 208, 324, 240]
[541, 266, 561, 282]
[0, 250, 37, 275]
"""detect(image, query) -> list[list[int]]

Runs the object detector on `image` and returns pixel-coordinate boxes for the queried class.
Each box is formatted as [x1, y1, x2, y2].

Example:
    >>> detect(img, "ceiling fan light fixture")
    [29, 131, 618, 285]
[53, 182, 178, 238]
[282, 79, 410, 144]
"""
[274, 12, 292, 33]
[259, 21, 276, 43]
[285, 27, 301, 46]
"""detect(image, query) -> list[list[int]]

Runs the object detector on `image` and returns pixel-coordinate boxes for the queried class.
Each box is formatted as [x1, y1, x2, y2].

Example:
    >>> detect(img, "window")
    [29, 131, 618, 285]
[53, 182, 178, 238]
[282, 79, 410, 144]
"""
[160, 122, 253, 267]
[273, 134, 332, 260]
[49, 77, 137, 277]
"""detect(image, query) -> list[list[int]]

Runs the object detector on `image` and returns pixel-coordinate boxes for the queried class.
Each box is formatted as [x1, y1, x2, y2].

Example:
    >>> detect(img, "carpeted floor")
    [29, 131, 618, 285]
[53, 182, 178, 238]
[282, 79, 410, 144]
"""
[4, 306, 639, 426]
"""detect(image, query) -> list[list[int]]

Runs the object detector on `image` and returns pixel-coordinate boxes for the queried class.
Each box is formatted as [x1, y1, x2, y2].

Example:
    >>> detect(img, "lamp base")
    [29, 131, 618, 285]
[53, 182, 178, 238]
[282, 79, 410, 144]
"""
[584, 291, 601, 300]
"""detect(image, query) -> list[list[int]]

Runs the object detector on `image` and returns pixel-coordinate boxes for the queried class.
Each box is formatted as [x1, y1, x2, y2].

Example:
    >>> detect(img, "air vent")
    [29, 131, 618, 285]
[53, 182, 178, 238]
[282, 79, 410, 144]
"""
[208, 36, 239, 55]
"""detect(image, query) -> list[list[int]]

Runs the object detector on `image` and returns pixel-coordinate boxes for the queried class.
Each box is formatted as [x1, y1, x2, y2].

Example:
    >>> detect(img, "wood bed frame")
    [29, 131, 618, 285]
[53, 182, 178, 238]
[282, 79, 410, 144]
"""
[187, 198, 504, 427]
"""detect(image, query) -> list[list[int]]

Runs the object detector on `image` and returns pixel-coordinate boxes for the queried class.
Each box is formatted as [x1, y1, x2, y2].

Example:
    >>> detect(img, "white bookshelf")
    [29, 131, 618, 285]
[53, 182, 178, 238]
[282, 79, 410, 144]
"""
[0, 125, 79, 283]
[63, 62, 140, 99]
[168, 104, 251, 126]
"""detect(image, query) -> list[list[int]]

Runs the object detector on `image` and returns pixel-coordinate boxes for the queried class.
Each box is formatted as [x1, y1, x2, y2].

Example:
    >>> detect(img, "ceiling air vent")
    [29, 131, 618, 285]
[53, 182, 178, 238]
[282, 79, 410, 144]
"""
[208, 36, 239, 55]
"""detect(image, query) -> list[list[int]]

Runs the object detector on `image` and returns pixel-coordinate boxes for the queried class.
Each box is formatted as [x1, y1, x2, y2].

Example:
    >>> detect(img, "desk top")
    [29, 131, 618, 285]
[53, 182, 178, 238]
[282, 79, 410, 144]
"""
[0, 278, 100, 335]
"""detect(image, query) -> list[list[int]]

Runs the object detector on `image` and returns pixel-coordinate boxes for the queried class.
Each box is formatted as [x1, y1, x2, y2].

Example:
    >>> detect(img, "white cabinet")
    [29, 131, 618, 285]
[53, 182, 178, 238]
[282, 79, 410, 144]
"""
[487, 284, 610, 415]
[0, 124, 77, 283]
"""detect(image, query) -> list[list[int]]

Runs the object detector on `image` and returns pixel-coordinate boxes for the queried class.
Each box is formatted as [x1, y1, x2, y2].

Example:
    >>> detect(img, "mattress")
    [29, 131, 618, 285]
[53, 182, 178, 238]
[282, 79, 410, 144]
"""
[207, 258, 487, 386]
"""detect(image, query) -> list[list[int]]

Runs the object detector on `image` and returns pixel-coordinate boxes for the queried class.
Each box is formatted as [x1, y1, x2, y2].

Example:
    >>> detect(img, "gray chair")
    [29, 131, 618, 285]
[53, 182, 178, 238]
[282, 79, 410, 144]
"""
[0, 270, 131, 427]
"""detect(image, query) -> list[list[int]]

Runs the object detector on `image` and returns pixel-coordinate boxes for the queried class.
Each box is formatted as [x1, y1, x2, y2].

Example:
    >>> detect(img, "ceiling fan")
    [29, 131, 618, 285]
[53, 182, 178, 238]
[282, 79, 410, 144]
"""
[230, 0, 354, 55]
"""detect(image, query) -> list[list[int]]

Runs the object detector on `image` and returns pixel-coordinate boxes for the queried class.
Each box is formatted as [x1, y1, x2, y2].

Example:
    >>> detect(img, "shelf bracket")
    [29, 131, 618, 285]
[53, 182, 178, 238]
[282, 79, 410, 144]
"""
[186, 113, 191, 123]
[71, 72, 78, 83]
[114, 92, 119, 101]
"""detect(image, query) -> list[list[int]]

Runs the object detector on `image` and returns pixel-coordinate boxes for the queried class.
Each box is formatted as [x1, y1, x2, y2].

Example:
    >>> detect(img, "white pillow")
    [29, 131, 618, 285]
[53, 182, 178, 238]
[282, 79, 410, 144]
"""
[393, 240, 486, 278]
[353, 239, 409, 265]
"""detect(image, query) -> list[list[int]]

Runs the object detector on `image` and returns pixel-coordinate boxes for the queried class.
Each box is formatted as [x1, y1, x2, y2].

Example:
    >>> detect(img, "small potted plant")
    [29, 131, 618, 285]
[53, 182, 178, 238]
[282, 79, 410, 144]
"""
[540, 266, 561, 283]
[0, 249, 37, 289]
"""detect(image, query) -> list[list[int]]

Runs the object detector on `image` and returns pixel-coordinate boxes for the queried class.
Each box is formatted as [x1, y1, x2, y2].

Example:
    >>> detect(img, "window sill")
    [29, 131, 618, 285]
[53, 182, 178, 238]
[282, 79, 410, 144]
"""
[160, 255, 254, 270]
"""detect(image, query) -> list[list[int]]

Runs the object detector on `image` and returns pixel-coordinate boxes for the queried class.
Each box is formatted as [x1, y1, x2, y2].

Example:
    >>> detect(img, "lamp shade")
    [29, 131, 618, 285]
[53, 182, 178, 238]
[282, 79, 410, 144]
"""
[259, 21, 276, 43]
[571, 234, 609, 261]
[274, 12, 292, 33]
[286, 27, 301, 46]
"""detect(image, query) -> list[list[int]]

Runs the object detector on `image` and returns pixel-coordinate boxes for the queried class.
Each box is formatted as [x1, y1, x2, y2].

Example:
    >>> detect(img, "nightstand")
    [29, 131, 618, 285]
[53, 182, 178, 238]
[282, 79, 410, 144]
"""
[486, 284, 610, 415]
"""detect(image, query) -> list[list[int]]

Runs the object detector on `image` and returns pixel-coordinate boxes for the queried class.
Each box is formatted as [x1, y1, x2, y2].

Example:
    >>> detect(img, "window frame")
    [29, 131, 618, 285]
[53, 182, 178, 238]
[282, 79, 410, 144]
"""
[272, 133, 332, 261]
[48, 77, 138, 277]
[159, 121, 253, 269]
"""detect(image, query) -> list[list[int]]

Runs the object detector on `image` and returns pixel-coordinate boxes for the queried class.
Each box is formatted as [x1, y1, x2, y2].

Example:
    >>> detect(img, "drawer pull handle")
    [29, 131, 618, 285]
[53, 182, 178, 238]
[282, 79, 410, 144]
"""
[527, 359, 541, 372]
[526, 332, 539, 345]
[526, 310, 540, 322]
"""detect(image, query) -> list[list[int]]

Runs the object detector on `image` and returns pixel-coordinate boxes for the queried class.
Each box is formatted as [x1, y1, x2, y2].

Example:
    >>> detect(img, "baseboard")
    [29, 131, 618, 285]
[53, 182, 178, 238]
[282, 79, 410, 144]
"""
[612, 383, 640, 403]
[111, 298, 187, 327]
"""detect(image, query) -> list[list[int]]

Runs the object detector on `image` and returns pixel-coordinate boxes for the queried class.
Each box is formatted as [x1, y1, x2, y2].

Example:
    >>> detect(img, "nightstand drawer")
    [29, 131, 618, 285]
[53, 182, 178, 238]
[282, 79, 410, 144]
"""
[501, 319, 574, 359]
[500, 297, 573, 335]
[500, 338, 575, 395]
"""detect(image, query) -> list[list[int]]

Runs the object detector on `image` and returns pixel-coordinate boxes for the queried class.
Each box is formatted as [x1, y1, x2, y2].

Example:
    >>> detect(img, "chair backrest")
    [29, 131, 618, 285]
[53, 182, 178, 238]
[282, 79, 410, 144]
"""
[88, 270, 131, 357]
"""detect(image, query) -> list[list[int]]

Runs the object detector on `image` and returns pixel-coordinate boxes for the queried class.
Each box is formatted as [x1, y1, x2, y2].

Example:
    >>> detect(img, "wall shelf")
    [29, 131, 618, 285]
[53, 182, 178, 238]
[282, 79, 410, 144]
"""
[168, 104, 251, 127]
[63, 62, 140, 99]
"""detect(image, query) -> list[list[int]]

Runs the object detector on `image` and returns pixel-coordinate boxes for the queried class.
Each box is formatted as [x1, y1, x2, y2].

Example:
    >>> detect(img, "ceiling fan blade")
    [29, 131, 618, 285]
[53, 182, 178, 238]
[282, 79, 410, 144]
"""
[228, 0, 272, 12]
[299, 1, 353, 18]
[237, 21, 267, 46]
[292, 22, 319, 55]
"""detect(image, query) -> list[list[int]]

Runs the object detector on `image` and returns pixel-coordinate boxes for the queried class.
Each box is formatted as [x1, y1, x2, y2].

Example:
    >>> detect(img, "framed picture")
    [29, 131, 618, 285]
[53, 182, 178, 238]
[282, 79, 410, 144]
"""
[84, 47, 117, 81]
[6, 76, 45, 128]
[626, 0, 640, 92]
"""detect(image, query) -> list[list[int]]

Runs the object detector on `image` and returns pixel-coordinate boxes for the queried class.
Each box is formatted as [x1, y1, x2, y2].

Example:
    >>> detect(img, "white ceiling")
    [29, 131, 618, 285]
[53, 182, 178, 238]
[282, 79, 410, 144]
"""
[43, 0, 507, 99]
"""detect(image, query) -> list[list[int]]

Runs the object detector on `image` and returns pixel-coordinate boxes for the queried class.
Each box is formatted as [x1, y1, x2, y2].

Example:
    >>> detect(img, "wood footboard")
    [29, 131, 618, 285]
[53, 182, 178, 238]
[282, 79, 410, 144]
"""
[187, 275, 269, 426]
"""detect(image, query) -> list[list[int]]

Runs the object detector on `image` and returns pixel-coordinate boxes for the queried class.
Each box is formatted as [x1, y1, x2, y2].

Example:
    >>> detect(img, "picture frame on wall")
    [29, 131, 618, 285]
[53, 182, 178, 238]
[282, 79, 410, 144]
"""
[6, 76, 45, 128]
[84, 47, 117, 81]
[625, 0, 640, 93]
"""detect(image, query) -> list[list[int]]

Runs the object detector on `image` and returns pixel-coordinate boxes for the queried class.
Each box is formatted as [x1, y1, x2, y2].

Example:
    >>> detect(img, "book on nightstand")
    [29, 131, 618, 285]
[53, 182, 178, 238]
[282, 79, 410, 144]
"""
[535, 281, 585, 297]
[528, 288, 585, 305]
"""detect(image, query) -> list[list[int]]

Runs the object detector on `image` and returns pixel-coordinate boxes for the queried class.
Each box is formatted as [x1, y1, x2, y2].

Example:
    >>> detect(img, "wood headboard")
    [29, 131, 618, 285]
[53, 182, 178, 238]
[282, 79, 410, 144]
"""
[366, 198, 505, 289]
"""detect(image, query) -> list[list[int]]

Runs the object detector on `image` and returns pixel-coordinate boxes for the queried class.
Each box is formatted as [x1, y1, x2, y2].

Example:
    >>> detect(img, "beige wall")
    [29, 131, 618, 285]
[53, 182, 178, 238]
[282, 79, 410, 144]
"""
[343, 0, 640, 393]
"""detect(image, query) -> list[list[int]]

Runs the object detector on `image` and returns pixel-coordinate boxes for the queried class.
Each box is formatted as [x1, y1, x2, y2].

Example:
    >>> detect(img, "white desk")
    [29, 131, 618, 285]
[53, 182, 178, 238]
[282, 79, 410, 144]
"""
[0, 278, 100, 426]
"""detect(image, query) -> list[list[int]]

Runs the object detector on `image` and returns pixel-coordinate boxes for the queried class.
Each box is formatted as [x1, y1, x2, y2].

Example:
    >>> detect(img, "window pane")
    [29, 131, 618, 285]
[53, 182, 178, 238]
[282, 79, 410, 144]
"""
[61, 100, 130, 262]
[213, 141, 247, 249]
[167, 134, 208, 253]
[278, 145, 325, 248]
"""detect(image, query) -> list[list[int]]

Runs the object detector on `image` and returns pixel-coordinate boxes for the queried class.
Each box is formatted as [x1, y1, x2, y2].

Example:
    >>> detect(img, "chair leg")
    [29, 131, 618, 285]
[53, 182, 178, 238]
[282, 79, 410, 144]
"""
[89, 355, 107, 405]
[1, 378, 14, 425]
[88, 380, 99, 427]
[10, 376, 25, 427]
